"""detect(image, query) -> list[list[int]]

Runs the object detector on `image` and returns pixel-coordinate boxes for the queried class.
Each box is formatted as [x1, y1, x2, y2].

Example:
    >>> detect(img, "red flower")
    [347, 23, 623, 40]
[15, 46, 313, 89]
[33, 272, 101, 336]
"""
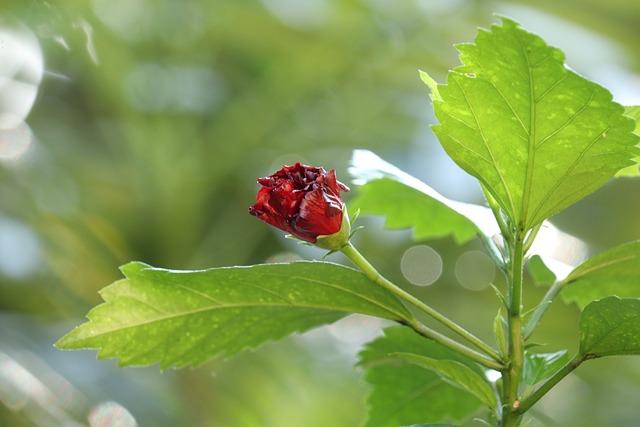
[249, 163, 349, 244]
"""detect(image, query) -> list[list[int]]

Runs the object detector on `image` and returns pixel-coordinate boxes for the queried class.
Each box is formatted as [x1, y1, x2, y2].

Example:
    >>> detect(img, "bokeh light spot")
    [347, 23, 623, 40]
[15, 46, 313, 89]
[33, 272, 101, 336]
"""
[0, 17, 44, 120]
[328, 314, 386, 345]
[401, 245, 442, 286]
[0, 218, 42, 280]
[259, 0, 331, 29]
[0, 352, 47, 411]
[92, 0, 152, 42]
[89, 401, 138, 427]
[0, 114, 33, 161]
[123, 63, 226, 114]
[455, 250, 495, 291]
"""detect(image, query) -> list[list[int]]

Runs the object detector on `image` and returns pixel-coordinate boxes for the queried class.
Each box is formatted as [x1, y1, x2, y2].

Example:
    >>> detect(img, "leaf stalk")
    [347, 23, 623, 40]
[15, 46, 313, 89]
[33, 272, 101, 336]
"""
[341, 242, 503, 368]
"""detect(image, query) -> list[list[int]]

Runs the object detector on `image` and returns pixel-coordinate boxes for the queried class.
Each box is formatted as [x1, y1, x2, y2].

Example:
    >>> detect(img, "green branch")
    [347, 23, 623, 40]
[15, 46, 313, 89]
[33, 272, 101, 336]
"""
[341, 243, 503, 368]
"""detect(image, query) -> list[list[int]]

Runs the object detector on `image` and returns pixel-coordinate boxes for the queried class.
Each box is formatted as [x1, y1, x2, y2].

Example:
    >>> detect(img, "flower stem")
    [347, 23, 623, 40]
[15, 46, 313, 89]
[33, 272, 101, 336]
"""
[516, 354, 585, 415]
[341, 242, 503, 365]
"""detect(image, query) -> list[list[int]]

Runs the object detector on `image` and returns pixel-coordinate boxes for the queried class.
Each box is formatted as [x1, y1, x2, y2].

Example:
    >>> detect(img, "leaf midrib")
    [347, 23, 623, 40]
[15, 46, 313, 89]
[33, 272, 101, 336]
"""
[456, 78, 516, 219]
[567, 253, 639, 283]
[81, 277, 409, 339]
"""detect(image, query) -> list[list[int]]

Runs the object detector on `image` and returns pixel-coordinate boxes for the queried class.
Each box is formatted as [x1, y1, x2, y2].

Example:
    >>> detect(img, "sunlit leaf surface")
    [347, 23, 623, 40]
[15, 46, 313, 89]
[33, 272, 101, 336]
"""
[349, 149, 497, 241]
[616, 106, 640, 177]
[429, 18, 639, 229]
[56, 261, 410, 369]
[349, 177, 479, 244]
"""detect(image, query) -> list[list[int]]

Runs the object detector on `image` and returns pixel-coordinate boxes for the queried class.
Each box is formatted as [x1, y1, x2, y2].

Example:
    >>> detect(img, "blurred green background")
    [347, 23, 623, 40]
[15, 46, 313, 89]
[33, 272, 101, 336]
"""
[0, 0, 639, 426]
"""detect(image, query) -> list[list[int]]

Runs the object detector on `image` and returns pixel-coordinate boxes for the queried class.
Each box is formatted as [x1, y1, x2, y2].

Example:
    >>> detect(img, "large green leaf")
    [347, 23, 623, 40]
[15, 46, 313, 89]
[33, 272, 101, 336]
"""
[348, 150, 588, 279]
[579, 296, 640, 358]
[349, 149, 498, 242]
[56, 261, 411, 369]
[616, 106, 640, 177]
[358, 327, 485, 427]
[349, 177, 478, 244]
[561, 241, 640, 309]
[428, 17, 639, 230]
[392, 353, 497, 413]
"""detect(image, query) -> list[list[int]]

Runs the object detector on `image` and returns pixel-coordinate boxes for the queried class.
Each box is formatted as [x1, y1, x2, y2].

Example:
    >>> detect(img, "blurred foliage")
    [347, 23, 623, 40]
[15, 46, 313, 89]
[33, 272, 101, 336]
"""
[0, 0, 638, 426]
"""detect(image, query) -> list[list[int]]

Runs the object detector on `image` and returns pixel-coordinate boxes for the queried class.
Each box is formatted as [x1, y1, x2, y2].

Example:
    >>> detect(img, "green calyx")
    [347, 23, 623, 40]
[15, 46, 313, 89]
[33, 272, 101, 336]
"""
[315, 205, 351, 251]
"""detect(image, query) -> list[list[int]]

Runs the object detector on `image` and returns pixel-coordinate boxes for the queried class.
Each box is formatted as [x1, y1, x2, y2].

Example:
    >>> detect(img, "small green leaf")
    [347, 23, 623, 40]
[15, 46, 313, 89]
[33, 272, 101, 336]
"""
[392, 353, 498, 413]
[561, 241, 640, 309]
[522, 350, 569, 387]
[431, 17, 639, 230]
[359, 327, 485, 427]
[349, 149, 498, 242]
[493, 308, 507, 357]
[616, 106, 640, 177]
[56, 261, 411, 369]
[527, 255, 557, 287]
[579, 296, 640, 358]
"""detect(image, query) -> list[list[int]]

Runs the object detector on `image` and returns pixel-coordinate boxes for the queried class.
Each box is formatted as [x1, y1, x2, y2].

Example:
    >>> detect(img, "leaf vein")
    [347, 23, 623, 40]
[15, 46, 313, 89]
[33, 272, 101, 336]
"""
[535, 91, 597, 149]
[456, 79, 516, 217]
[585, 311, 640, 354]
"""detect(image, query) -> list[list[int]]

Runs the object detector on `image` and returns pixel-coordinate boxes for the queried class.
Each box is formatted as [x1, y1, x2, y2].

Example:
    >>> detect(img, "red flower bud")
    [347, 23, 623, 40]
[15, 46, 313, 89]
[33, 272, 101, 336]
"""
[249, 163, 350, 244]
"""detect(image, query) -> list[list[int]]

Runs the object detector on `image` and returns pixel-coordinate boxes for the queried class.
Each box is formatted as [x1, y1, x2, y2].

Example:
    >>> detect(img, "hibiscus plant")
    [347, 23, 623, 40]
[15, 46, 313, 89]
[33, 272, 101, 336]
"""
[57, 17, 640, 427]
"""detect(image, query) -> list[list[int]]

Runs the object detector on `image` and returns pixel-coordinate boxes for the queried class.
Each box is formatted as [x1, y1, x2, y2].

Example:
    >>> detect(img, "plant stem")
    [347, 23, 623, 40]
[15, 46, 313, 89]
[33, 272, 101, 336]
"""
[516, 354, 585, 414]
[501, 233, 526, 427]
[341, 242, 503, 365]
[403, 317, 503, 371]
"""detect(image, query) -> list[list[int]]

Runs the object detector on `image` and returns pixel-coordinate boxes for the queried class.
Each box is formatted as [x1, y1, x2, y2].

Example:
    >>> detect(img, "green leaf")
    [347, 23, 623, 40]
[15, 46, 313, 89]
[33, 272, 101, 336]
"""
[349, 177, 478, 244]
[56, 261, 411, 369]
[579, 296, 640, 358]
[392, 353, 497, 413]
[349, 149, 497, 243]
[561, 241, 640, 309]
[616, 106, 640, 177]
[522, 350, 569, 387]
[429, 17, 639, 230]
[358, 327, 485, 427]
[493, 308, 507, 357]
[527, 255, 557, 287]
